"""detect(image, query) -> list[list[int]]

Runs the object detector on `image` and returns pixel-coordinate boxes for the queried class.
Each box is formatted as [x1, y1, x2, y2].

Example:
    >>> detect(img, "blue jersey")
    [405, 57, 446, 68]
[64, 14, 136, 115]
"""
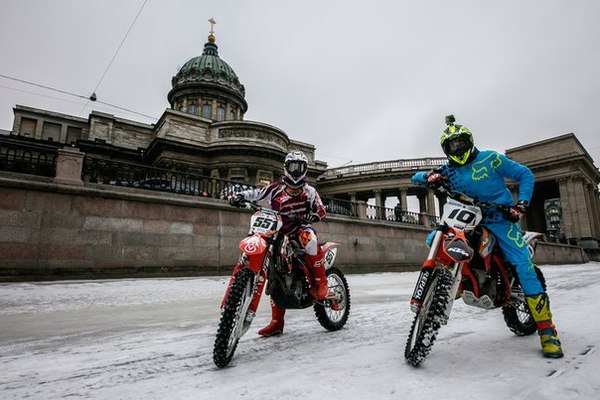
[412, 150, 534, 222]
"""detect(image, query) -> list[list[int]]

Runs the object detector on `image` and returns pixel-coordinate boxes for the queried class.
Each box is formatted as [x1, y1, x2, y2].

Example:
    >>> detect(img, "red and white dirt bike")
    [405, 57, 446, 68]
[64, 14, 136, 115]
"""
[213, 202, 351, 368]
[405, 184, 546, 367]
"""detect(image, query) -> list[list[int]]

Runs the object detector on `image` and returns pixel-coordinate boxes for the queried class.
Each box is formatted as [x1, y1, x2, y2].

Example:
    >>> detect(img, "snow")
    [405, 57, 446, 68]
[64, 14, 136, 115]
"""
[1, 263, 599, 400]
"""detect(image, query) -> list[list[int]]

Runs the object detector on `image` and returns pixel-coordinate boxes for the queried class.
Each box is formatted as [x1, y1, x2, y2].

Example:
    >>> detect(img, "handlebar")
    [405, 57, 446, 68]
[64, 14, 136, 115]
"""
[235, 200, 315, 225]
[425, 181, 511, 213]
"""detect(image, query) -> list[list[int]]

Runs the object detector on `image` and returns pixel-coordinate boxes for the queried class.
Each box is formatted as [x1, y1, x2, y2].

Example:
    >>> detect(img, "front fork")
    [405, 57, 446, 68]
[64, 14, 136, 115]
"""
[220, 254, 268, 314]
[410, 230, 464, 325]
[410, 231, 444, 312]
[441, 263, 463, 325]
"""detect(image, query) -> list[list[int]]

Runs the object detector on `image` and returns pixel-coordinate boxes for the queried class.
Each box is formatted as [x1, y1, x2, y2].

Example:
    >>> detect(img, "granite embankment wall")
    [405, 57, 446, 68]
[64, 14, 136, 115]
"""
[0, 172, 588, 281]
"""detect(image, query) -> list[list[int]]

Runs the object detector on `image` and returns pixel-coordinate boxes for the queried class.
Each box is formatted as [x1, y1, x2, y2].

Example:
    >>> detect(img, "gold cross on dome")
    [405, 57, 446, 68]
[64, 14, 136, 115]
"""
[208, 18, 217, 35]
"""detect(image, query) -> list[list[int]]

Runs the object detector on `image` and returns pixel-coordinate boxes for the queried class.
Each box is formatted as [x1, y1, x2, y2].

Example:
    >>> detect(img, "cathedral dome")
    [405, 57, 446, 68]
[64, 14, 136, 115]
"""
[167, 34, 247, 116]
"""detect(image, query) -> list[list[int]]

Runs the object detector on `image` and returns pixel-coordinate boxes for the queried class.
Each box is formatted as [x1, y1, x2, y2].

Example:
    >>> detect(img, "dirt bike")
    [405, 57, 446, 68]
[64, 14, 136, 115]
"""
[405, 184, 546, 367]
[213, 201, 351, 368]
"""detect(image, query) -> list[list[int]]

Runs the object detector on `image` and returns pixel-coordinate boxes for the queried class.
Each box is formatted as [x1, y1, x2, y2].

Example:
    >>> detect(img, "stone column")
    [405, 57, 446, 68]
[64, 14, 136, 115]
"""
[374, 189, 383, 220]
[417, 191, 429, 226]
[590, 185, 600, 240]
[437, 194, 447, 216]
[212, 99, 218, 120]
[54, 146, 84, 186]
[426, 189, 436, 216]
[585, 184, 600, 239]
[59, 124, 68, 143]
[348, 191, 357, 203]
[399, 187, 408, 211]
[572, 176, 593, 238]
[356, 200, 367, 219]
[557, 177, 574, 240]
[35, 118, 43, 140]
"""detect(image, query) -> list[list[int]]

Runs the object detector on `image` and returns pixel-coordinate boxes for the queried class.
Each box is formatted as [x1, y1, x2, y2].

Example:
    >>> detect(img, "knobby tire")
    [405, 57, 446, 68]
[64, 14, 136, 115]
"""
[405, 268, 453, 367]
[213, 267, 254, 368]
[314, 267, 351, 331]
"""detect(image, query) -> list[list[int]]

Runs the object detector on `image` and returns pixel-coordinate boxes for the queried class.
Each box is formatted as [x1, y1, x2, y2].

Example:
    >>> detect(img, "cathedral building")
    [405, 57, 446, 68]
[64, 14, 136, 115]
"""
[7, 30, 327, 187]
[1, 27, 598, 251]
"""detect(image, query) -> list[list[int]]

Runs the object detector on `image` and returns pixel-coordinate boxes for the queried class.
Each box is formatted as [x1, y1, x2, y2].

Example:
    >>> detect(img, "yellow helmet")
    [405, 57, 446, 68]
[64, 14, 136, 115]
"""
[440, 115, 474, 165]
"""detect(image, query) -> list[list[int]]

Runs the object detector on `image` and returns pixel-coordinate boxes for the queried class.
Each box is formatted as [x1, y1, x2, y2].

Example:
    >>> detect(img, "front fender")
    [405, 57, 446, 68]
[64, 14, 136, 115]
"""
[443, 234, 474, 263]
[239, 235, 267, 272]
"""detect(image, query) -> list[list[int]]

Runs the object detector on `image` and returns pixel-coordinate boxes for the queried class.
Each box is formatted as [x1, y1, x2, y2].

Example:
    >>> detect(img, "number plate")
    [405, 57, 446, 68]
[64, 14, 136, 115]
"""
[442, 199, 482, 230]
[249, 210, 283, 235]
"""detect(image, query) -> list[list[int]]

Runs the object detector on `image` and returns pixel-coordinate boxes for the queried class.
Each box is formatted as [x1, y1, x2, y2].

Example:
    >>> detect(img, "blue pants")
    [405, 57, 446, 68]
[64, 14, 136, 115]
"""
[484, 220, 544, 295]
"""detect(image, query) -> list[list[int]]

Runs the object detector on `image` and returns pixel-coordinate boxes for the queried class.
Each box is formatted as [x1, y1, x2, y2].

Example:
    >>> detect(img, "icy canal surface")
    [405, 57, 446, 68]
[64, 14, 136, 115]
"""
[1, 263, 599, 399]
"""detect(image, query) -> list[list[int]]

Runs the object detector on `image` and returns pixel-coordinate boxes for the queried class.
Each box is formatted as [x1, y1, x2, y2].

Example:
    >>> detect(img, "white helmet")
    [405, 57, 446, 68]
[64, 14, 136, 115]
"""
[283, 150, 308, 188]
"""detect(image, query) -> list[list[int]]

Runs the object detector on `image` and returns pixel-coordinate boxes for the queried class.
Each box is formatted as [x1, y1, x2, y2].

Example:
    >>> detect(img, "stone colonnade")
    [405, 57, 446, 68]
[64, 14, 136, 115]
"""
[557, 175, 600, 246]
[345, 186, 447, 217]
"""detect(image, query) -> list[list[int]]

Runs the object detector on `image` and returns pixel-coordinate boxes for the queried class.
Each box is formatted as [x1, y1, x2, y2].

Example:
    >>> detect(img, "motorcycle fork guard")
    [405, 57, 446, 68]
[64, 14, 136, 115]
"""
[220, 262, 244, 308]
[411, 230, 443, 310]
[441, 263, 463, 325]
[248, 270, 267, 313]
[410, 267, 435, 310]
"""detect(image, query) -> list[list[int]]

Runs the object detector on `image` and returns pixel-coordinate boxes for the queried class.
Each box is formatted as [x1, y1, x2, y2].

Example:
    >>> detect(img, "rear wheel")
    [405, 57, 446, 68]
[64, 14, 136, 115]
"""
[213, 268, 255, 368]
[405, 268, 453, 367]
[314, 267, 350, 331]
[502, 265, 546, 336]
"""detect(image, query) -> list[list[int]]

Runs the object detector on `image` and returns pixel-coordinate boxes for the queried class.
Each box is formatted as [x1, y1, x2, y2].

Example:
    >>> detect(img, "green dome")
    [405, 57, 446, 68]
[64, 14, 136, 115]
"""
[170, 37, 245, 99]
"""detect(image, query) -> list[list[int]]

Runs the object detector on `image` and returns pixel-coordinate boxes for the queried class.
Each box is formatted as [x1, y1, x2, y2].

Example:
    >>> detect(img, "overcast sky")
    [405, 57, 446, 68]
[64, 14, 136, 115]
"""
[1, 0, 599, 167]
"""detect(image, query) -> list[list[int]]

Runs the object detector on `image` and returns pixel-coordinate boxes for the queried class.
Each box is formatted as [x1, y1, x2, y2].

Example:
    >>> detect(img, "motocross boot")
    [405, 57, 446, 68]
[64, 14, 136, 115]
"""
[257, 300, 285, 337]
[308, 254, 330, 300]
[526, 293, 564, 358]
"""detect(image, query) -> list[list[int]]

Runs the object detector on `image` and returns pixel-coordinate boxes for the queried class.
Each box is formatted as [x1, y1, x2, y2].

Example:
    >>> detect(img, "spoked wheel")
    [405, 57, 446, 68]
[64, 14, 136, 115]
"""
[502, 265, 546, 336]
[213, 268, 255, 368]
[405, 268, 453, 367]
[314, 267, 350, 331]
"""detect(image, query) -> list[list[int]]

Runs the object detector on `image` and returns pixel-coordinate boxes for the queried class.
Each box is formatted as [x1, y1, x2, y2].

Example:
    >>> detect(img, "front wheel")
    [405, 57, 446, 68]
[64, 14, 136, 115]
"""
[314, 267, 351, 331]
[405, 267, 453, 367]
[213, 267, 255, 368]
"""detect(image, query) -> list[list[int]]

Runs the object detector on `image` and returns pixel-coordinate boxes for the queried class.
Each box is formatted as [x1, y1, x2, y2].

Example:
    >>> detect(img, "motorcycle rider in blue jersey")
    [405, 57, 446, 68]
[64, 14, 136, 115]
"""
[411, 115, 563, 358]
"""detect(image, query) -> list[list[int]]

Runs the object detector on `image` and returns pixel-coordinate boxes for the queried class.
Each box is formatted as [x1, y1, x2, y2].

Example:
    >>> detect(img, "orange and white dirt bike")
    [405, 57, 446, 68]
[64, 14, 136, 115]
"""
[213, 201, 351, 368]
[405, 184, 546, 367]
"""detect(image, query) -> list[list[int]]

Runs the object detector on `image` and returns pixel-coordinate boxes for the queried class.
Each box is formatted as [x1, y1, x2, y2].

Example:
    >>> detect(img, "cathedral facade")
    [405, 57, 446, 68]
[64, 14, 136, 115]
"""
[8, 32, 327, 187]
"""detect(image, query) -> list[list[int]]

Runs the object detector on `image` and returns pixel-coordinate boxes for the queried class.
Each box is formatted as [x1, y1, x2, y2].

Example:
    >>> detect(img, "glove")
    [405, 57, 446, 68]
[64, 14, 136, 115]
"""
[228, 193, 245, 207]
[425, 171, 446, 187]
[505, 200, 528, 222]
[303, 214, 320, 223]
[426, 173, 444, 183]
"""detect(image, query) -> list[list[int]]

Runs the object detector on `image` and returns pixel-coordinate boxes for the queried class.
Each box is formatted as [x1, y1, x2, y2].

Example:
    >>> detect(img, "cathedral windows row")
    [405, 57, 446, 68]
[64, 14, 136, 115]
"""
[176, 98, 239, 121]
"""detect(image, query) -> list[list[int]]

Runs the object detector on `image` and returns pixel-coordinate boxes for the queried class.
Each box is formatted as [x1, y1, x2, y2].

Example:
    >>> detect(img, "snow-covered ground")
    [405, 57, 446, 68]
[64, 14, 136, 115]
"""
[1, 263, 599, 400]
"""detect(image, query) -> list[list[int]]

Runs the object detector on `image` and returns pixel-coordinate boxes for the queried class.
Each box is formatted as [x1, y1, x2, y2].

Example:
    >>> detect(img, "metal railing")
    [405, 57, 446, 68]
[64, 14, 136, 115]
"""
[322, 197, 358, 217]
[0, 137, 440, 228]
[82, 157, 256, 199]
[320, 157, 447, 178]
[0, 136, 58, 177]
[366, 204, 439, 227]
